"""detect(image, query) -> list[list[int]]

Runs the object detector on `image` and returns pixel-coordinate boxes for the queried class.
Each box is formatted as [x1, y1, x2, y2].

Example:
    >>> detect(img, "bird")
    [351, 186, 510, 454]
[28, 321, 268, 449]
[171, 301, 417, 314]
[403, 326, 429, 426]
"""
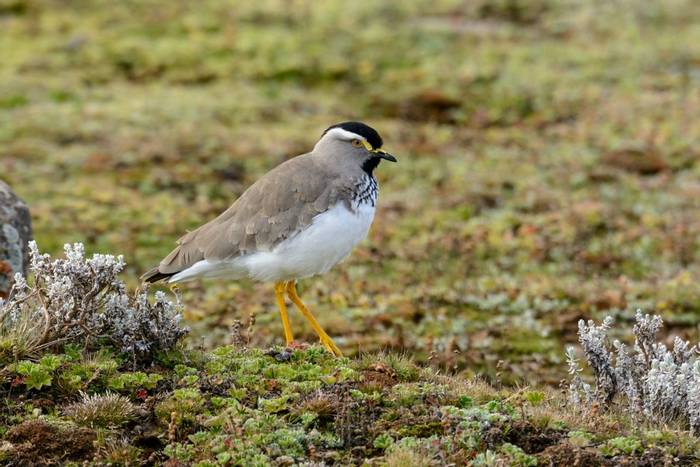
[141, 121, 397, 356]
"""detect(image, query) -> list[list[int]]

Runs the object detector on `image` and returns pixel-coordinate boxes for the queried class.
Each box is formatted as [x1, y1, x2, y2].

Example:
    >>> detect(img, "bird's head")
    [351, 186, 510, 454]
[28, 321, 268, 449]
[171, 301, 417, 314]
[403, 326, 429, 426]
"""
[314, 121, 397, 175]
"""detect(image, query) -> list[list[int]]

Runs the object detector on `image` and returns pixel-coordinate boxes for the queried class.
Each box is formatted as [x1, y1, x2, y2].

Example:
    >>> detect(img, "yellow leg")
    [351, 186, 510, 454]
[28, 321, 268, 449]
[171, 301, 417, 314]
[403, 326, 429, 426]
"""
[286, 281, 343, 357]
[274, 282, 294, 345]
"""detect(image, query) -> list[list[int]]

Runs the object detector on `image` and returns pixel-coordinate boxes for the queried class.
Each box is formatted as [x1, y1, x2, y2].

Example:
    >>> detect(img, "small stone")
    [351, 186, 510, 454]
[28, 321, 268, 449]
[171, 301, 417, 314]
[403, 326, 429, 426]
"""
[0, 180, 33, 298]
[276, 350, 293, 362]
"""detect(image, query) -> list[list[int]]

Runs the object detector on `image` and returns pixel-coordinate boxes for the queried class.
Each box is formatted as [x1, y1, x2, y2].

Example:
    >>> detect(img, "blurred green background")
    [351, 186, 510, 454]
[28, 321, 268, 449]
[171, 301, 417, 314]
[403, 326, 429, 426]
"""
[2, 0, 700, 385]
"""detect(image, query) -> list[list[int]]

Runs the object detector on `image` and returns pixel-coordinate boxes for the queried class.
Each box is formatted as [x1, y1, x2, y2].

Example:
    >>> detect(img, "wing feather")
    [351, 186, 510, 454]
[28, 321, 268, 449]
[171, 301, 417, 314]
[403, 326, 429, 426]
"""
[147, 154, 343, 278]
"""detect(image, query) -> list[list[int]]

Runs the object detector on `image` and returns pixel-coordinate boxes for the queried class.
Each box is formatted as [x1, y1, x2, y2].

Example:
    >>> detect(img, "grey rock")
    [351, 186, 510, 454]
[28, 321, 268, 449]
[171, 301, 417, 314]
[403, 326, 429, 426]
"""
[0, 180, 33, 298]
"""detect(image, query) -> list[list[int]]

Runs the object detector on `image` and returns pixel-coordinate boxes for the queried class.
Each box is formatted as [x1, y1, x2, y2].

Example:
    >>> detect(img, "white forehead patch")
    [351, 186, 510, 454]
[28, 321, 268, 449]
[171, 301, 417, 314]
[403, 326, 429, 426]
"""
[324, 127, 365, 142]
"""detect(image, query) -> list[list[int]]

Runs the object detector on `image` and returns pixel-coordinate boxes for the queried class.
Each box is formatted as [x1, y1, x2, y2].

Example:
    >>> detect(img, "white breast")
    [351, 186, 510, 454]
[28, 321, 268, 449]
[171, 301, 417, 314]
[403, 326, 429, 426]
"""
[170, 201, 376, 283]
[243, 201, 376, 281]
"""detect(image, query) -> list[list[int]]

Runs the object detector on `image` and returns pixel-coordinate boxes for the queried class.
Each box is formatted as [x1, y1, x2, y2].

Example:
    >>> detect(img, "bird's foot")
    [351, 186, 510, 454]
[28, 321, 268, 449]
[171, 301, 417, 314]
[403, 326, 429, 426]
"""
[319, 335, 343, 357]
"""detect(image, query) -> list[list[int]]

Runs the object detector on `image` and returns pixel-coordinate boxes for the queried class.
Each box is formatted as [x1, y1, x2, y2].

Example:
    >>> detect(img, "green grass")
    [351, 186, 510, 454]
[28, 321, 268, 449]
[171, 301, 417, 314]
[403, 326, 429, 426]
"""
[2, 0, 700, 398]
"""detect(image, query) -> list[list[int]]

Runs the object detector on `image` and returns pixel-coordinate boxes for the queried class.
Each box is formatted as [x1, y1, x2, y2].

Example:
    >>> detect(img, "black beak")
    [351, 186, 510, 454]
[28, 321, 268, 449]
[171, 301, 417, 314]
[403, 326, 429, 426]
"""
[374, 150, 397, 162]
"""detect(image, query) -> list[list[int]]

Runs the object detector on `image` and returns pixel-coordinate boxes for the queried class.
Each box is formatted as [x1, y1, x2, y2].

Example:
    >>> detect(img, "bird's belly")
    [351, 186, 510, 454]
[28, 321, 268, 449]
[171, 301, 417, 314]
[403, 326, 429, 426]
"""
[241, 201, 375, 282]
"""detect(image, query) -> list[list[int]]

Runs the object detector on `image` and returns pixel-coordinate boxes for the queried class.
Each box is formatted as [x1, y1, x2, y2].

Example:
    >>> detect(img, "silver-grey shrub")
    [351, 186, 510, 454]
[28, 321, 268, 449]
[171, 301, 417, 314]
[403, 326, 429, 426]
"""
[567, 310, 700, 433]
[0, 241, 188, 362]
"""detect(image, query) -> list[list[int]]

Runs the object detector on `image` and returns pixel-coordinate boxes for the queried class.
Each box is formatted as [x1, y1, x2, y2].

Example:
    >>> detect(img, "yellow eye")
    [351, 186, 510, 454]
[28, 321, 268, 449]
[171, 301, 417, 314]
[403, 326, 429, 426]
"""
[351, 139, 363, 148]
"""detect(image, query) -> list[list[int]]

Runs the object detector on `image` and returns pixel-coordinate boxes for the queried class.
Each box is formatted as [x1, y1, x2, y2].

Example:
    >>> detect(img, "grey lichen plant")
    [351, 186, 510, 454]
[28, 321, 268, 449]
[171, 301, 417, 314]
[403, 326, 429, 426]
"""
[0, 241, 187, 364]
[142, 122, 397, 356]
[567, 311, 700, 433]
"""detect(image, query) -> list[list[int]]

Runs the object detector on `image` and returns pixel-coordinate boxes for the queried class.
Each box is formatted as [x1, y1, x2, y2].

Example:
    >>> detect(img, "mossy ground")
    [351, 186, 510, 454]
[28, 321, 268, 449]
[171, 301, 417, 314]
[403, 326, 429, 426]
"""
[1, 345, 698, 465]
[2, 0, 700, 464]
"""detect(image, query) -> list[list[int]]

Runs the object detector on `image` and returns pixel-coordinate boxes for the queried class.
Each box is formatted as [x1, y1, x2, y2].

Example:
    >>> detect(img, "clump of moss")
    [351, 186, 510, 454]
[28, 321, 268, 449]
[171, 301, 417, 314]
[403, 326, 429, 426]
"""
[3, 420, 96, 464]
[155, 388, 205, 426]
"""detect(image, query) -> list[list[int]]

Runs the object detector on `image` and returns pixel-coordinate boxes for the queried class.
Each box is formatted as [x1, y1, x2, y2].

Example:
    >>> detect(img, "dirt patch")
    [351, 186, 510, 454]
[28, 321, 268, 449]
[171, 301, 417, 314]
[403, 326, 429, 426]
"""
[537, 443, 611, 466]
[5, 419, 96, 464]
[632, 447, 690, 466]
[374, 90, 462, 123]
[505, 421, 565, 453]
[399, 91, 462, 123]
[297, 390, 342, 428]
[27, 397, 56, 411]
[360, 366, 398, 390]
[537, 444, 687, 466]
[601, 147, 668, 175]
[484, 420, 564, 454]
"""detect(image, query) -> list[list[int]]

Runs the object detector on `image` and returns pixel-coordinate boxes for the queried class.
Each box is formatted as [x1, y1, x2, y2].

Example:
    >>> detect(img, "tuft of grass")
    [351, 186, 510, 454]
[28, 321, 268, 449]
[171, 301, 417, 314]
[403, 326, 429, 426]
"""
[64, 392, 137, 428]
[385, 445, 433, 467]
[97, 438, 143, 466]
[0, 306, 47, 365]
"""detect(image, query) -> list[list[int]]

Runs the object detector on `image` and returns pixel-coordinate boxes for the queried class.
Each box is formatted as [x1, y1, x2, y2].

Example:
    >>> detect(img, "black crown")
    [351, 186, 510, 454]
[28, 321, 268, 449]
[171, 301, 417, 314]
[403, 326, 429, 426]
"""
[324, 121, 383, 150]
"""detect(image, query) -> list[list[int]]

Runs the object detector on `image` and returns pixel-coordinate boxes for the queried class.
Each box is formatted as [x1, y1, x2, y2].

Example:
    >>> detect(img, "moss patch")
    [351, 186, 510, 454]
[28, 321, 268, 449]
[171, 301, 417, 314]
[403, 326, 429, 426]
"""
[2, 345, 698, 464]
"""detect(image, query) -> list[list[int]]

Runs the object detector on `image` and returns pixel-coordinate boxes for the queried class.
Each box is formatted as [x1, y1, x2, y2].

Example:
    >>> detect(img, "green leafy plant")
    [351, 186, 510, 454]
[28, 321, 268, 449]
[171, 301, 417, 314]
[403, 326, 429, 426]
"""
[601, 437, 643, 457]
[499, 443, 537, 466]
[12, 355, 67, 390]
[108, 372, 163, 392]
[15, 362, 53, 390]
[374, 433, 395, 450]
[524, 391, 545, 407]
[155, 388, 205, 426]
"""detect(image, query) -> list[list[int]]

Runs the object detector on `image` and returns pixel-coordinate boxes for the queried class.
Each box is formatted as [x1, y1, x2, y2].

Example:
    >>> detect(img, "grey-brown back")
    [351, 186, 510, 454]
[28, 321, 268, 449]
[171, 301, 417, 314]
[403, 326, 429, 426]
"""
[144, 153, 355, 279]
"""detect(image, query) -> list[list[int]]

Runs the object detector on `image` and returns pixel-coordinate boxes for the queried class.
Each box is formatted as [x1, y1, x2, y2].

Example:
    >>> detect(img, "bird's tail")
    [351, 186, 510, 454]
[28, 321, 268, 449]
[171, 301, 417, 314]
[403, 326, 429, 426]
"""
[140, 267, 175, 284]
